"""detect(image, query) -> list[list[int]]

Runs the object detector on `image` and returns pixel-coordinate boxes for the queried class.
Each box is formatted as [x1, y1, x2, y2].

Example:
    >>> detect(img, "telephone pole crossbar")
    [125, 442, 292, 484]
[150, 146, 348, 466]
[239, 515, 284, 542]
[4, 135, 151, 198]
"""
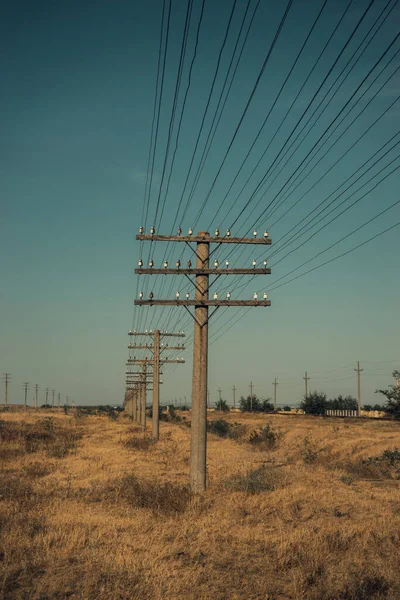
[134, 229, 272, 494]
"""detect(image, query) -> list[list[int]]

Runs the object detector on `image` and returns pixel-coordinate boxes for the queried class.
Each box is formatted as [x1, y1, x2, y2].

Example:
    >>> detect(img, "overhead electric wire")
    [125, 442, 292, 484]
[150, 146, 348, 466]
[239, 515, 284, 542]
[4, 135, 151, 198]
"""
[204, 0, 330, 229]
[153, 0, 195, 230]
[191, 0, 295, 229]
[179, 0, 260, 224]
[240, 0, 398, 228]
[209, 215, 400, 347]
[151, 0, 254, 330]
[146, 0, 241, 333]
[214, 0, 357, 233]
[210, 20, 400, 279]
[135, 0, 172, 333]
[232, 27, 400, 240]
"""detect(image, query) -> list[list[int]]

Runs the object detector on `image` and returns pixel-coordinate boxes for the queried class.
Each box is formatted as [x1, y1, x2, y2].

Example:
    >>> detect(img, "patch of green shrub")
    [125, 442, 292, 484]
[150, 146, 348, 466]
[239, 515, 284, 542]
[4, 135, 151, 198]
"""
[248, 423, 282, 449]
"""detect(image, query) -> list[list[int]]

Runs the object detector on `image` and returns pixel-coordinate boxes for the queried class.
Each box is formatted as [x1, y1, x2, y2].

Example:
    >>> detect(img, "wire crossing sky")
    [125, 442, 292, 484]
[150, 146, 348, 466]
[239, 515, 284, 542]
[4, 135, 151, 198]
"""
[0, 0, 399, 407]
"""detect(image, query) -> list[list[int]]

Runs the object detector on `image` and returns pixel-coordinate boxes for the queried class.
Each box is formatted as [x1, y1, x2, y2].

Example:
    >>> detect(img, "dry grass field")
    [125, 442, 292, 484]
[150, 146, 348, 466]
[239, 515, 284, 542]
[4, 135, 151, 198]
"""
[0, 409, 399, 600]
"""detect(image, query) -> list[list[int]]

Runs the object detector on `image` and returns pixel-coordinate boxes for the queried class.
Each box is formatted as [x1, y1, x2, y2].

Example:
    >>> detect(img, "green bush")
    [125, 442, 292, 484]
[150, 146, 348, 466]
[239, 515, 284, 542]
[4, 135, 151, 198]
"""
[300, 391, 327, 415]
[215, 399, 230, 412]
[208, 419, 230, 438]
[248, 423, 282, 449]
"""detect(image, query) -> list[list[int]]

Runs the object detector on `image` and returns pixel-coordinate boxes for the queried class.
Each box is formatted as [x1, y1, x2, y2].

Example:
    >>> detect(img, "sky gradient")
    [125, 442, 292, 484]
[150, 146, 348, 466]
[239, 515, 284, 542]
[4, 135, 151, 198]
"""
[1, 0, 399, 408]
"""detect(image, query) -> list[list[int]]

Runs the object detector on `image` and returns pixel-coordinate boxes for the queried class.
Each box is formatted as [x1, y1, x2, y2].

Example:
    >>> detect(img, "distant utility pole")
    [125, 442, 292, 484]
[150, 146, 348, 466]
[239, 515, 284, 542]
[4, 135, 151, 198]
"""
[273, 378, 278, 410]
[66, 396, 69, 408]
[57, 392, 61, 412]
[249, 381, 254, 411]
[354, 361, 363, 416]
[52, 389, 55, 409]
[45, 387, 49, 408]
[303, 371, 310, 399]
[128, 329, 185, 439]
[34, 384, 39, 409]
[135, 228, 271, 494]
[232, 385, 236, 409]
[2, 373, 11, 406]
[23, 382, 30, 409]
[217, 387, 222, 405]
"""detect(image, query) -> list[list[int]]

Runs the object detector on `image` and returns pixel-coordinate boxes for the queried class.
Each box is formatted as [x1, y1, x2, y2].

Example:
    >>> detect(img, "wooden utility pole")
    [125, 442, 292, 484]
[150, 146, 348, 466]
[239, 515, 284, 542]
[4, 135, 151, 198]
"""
[153, 330, 160, 439]
[52, 389, 55, 410]
[34, 384, 39, 409]
[57, 392, 61, 412]
[355, 361, 363, 416]
[135, 229, 272, 493]
[128, 330, 185, 440]
[217, 387, 223, 407]
[273, 378, 278, 410]
[23, 382, 29, 409]
[232, 385, 236, 409]
[303, 371, 310, 399]
[45, 387, 49, 408]
[250, 381, 254, 411]
[2, 373, 11, 406]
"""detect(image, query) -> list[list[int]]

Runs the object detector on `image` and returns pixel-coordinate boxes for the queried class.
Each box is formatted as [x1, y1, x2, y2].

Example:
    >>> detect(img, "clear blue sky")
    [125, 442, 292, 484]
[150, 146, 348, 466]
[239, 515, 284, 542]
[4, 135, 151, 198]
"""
[1, 0, 399, 407]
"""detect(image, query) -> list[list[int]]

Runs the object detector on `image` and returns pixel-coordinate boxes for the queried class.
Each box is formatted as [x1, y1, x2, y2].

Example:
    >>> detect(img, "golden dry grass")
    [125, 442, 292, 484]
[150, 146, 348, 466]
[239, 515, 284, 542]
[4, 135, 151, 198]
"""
[0, 409, 399, 599]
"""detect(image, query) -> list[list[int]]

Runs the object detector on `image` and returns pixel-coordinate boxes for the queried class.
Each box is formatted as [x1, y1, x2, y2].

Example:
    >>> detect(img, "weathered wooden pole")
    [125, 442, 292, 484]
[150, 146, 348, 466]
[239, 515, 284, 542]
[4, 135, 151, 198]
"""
[190, 232, 209, 494]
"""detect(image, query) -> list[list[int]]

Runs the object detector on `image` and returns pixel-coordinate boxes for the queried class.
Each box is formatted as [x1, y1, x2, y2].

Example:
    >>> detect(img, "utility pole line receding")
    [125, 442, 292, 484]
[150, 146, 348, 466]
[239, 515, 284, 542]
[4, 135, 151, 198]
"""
[34, 384, 39, 409]
[135, 229, 272, 494]
[45, 387, 49, 408]
[303, 371, 310, 399]
[273, 378, 278, 411]
[355, 361, 363, 416]
[57, 392, 61, 412]
[250, 381, 254, 411]
[51, 389, 55, 409]
[126, 330, 185, 435]
[232, 385, 236, 409]
[2, 373, 11, 406]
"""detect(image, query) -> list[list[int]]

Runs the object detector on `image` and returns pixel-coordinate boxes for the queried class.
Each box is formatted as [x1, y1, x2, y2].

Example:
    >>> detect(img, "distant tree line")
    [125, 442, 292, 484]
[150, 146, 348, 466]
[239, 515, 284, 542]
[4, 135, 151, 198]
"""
[299, 371, 400, 419]
[214, 395, 275, 413]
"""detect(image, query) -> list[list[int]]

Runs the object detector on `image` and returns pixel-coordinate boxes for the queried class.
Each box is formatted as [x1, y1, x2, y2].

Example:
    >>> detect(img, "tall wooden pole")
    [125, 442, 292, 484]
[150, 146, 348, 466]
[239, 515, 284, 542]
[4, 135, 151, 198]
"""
[3, 374, 11, 406]
[273, 378, 278, 410]
[134, 388, 138, 422]
[23, 382, 29, 409]
[52, 389, 55, 409]
[232, 385, 236, 409]
[152, 329, 160, 440]
[250, 381, 254, 411]
[303, 371, 310, 399]
[141, 364, 147, 431]
[355, 361, 363, 416]
[57, 392, 61, 412]
[190, 232, 209, 494]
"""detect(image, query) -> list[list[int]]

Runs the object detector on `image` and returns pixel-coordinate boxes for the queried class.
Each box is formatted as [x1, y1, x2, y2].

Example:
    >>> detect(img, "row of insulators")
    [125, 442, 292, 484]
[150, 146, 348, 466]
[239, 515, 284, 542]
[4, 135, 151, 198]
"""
[138, 258, 268, 268]
[139, 291, 268, 300]
[129, 329, 184, 334]
[129, 343, 185, 348]
[139, 226, 269, 238]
